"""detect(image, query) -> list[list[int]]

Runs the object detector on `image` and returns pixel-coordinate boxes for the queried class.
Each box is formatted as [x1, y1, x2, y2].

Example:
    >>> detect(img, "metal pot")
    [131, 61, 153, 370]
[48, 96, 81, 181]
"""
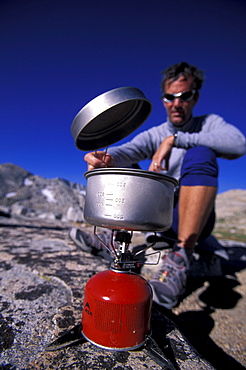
[84, 168, 178, 232]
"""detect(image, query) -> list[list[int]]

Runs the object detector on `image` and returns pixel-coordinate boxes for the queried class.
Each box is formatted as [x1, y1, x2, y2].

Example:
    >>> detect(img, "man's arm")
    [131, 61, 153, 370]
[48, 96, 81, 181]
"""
[174, 114, 246, 159]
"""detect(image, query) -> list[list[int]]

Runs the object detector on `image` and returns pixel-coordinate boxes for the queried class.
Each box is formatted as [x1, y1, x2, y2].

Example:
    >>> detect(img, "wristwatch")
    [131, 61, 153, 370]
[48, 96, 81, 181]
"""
[173, 133, 178, 147]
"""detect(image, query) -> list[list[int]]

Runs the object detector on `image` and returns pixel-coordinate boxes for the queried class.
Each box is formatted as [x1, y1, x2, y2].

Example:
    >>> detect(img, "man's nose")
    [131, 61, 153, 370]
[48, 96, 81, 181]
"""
[173, 97, 182, 106]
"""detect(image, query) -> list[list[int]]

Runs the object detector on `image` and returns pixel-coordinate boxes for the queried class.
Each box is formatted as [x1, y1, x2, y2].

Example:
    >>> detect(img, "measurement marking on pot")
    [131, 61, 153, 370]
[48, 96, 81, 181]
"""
[115, 198, 125, 204]
[105, 193, 114, 207]
[114, 214, 124, 220]
[117, 181, 126, 187]
[105, 198, 113, 206]
[97, 191, 105, 197]
[96, 202, 104, 207]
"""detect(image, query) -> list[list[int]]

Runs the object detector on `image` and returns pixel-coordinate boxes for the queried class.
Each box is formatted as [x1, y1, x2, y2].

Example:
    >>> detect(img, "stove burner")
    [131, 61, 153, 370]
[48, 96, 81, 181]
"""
[94, 227, 161, 270]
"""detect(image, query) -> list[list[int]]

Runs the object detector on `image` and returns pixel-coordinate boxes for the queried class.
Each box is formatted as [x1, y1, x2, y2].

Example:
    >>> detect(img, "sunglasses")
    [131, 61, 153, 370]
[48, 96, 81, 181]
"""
[162, 89, 196, 103]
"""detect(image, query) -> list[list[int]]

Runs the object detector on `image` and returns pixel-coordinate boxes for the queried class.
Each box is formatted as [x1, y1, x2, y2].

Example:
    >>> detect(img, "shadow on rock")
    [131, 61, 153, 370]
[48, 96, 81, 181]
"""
[184, 243, 246, 309]
[154, 303, 245, 370]
[198, 275, 242, 309]
[154, 243, 246, 370]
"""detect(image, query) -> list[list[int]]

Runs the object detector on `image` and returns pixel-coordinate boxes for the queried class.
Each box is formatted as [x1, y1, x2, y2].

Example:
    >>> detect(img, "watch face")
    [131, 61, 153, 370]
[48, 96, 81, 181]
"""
[173, 133, 178, 146]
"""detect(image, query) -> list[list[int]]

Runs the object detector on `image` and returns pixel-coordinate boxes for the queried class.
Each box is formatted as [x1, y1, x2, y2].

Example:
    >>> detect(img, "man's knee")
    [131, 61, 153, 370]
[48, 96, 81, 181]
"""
[180, 146, 218, 187]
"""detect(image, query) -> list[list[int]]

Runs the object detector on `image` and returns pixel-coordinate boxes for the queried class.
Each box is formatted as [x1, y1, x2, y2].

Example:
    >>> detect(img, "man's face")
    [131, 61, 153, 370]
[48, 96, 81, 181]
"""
[163, 75, 199, 127]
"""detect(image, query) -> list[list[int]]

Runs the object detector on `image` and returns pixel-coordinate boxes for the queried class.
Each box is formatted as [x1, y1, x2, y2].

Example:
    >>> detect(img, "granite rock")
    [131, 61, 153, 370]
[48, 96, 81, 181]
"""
[0, 163, 245, 369]
[1, 218, 245, 369]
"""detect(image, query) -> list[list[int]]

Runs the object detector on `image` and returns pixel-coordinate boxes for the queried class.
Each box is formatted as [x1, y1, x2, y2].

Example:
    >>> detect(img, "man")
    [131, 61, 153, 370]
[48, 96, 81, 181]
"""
[70, 62, 246, 309]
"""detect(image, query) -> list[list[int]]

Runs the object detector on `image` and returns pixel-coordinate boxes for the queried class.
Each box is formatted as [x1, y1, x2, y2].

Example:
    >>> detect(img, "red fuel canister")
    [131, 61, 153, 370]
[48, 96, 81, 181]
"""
[82, 268, 153, 350]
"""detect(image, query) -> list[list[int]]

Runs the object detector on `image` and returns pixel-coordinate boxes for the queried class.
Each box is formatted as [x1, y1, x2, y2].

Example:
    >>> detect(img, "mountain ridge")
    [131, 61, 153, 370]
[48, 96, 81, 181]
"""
[0, 163, 86, 223]
[1, 163, 245, 237]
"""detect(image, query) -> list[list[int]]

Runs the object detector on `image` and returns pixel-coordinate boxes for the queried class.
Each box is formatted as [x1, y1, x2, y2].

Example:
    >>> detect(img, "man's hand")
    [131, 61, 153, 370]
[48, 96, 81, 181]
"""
[149, 135, 175, 172]
[84, 151, 115, 170]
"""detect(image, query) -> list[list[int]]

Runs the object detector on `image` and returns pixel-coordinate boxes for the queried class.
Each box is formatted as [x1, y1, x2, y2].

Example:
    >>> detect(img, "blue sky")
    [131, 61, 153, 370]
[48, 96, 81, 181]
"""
[1, 0, 246, 193]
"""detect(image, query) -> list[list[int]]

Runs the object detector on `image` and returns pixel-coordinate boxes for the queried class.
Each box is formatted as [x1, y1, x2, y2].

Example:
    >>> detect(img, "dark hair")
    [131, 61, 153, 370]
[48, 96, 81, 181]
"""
[161, 62, 204, 95]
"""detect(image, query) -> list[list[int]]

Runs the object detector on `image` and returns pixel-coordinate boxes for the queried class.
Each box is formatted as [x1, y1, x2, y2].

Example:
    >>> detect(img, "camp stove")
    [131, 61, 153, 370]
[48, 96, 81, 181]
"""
[47, 87, 178, 366]
[81, 227, 160, 350]
[46, 229, 177, 369]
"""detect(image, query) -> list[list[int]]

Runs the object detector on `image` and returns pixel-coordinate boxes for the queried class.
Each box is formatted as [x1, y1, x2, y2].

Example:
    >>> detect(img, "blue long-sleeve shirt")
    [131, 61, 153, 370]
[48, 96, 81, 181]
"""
[108, 114, 246, 180]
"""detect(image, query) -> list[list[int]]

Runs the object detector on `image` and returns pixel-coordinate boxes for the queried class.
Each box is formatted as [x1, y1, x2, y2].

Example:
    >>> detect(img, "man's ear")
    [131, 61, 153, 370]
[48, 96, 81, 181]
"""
[193, 91, 200, 106]
[194, 91, 200, 104]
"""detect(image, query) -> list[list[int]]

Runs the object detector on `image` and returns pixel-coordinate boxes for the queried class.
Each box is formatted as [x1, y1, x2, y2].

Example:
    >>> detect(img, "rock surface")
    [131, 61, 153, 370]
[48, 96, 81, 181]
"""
[0, 217, 245, 369]
[0, 163, 245, 369]
[215, 189, 246, 235]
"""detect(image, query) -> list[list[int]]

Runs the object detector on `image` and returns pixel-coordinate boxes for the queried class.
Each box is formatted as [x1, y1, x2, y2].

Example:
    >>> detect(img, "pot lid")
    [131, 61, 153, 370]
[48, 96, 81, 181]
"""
[71, 87, 152, 151]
